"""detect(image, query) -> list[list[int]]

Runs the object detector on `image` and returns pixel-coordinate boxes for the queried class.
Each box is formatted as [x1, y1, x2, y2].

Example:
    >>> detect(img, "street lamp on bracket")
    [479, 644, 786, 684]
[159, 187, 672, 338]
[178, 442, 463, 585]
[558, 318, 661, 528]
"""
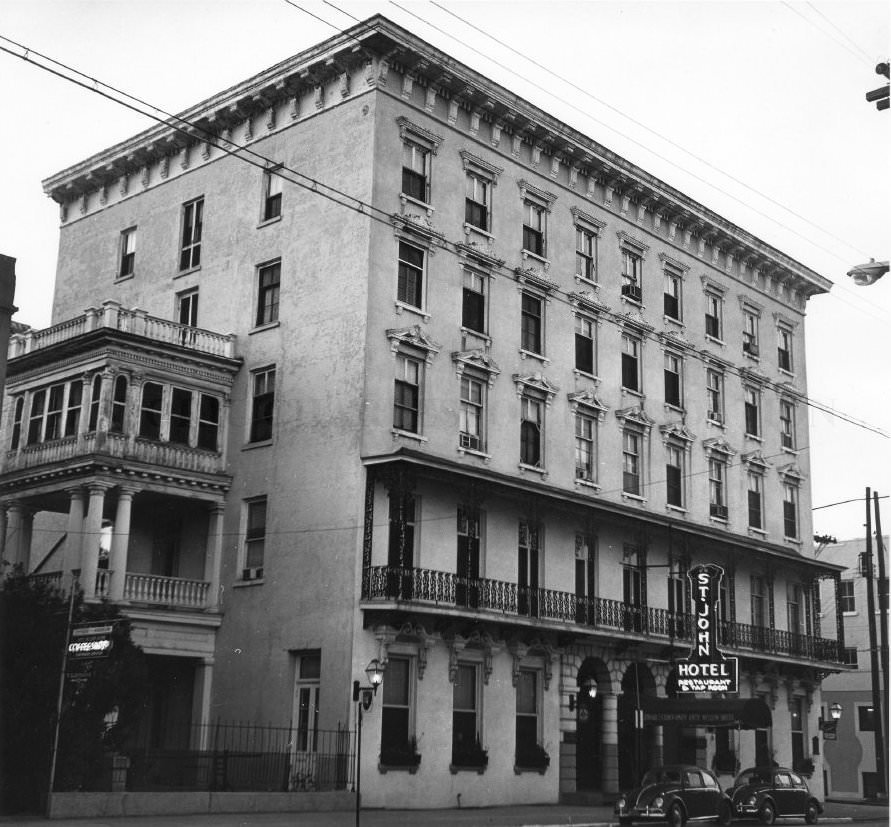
[569, 676, 598, 711]
[353, 658, 384, 827]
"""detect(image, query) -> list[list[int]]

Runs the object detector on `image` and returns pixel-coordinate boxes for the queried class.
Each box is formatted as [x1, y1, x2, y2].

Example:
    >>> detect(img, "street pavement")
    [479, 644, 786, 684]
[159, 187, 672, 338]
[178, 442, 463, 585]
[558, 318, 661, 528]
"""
[0, 799, 886, 827]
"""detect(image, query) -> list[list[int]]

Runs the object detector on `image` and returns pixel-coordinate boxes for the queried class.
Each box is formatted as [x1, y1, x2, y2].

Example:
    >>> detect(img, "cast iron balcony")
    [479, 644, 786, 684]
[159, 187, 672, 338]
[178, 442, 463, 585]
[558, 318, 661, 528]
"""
[362, 564, 843, 664]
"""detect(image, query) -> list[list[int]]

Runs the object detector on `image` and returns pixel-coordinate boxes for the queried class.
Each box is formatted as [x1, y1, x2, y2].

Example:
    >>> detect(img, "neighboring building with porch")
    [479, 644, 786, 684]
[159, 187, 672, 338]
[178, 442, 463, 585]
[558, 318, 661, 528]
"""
[0, 15, 849, 810]
[820, 535, 889, 800]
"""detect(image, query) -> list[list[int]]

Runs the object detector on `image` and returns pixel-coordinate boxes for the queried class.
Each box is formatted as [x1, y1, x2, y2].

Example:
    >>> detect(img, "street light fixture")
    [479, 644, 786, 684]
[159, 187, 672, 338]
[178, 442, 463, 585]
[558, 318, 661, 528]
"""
[568, 677, 598, 711]
[353, 658, 385, 827]
[829, 702, 843, 721]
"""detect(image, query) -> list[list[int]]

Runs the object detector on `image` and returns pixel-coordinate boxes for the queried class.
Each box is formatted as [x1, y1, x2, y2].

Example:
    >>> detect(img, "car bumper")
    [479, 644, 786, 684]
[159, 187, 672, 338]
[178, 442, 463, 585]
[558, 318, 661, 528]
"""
[615, 808, 668, 821]
[734, 803, 759, 817]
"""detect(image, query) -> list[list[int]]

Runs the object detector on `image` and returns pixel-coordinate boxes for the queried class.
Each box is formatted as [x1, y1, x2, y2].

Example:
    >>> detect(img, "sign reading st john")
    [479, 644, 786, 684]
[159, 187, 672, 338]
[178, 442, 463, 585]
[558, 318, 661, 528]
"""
[676, 564, 738, 694]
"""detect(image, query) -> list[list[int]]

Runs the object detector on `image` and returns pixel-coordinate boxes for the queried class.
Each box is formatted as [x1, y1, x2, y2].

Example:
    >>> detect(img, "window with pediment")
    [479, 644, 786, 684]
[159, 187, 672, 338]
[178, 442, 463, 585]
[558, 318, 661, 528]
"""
[572, 207, 605, 284]
[704, 438, 736, 521]
[397, 118, 442, 210]
[461, 150, 502, 238]
[518, 180, 556, 263]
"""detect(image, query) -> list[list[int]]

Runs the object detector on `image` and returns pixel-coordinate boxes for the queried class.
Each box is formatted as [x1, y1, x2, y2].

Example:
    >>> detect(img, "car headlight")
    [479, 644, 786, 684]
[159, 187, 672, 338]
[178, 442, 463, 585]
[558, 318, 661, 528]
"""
[617, 797, 627, 810]
[653, 796, 664, 809]
[745, 796, 756, 807]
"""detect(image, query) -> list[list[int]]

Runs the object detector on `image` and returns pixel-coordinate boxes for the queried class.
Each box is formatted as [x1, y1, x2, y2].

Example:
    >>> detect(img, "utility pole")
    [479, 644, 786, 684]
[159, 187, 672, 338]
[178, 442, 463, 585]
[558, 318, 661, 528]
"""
[864, 489, 887, 797]
[872, 492, 889, 782]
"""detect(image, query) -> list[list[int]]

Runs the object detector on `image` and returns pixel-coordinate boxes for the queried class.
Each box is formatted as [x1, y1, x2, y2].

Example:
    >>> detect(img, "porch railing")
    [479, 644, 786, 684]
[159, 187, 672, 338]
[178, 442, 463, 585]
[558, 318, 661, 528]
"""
[362, 565, 843, 663]
[8, 301, 236, 360]
[124, 573, 210, 608]
[5, 431, 224, 475]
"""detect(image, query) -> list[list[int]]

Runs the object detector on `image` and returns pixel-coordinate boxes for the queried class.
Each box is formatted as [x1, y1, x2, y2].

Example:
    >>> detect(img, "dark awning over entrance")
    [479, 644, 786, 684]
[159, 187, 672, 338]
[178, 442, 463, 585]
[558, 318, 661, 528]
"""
[641, 697, 772, 729]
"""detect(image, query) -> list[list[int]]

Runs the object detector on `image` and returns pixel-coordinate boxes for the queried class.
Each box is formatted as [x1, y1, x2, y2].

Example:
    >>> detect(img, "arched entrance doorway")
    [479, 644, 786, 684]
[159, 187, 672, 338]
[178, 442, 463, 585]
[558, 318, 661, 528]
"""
[618, 662, 657, 789]
[575, 657, 609, 791]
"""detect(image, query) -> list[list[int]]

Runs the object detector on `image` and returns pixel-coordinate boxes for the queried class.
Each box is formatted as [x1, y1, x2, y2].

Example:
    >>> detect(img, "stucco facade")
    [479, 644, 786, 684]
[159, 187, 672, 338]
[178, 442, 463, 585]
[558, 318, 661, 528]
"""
[1, 16, 850, 810]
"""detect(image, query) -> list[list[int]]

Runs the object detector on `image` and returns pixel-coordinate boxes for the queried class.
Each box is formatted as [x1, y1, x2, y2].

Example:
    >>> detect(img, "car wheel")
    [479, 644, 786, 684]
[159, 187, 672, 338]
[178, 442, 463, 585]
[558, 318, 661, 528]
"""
[668, 802, 686, 827]
[758, 801, 776, 826]
[805, 802, 819, 824]
[716, 801, 732, 826]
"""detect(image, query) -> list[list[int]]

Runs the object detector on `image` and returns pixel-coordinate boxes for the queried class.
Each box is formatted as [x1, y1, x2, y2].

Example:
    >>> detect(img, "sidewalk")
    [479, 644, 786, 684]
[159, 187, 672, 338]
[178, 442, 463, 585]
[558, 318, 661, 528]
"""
[1, 798, 887, 826]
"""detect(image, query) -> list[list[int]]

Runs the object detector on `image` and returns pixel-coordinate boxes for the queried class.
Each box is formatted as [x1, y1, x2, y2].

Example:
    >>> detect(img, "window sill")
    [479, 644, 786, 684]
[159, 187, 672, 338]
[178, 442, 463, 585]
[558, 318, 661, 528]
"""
[257, 215, 282, 229]
[399, 193, 434, 216]
[709, 515, 730, 526]
[664, 402, 684, 413]
[457, 446, 491, 462]
[781, 446, 799, 455]
[243, 439, 274, 451]
[249, 320, 281, 335]
[519, 349, 549, 365]
[463, 223, 494, 242]
[394, 301, 430, 322]
[620, 296, 644, 310]
[663, 315, 684, 328]
[842, 611, 858, 617]
[521, 249, 550, 268]
[392, 429, 428, 443]
[621, 386, 644, 398]
[666, 504, 687, 514]
[233, 578, 265, 588]
[707, 418, 727, 430]
[743, 351, 761, 363]
[518, 463, 548, 479]
[460, 326, 491, 346]
[573, 369, 600, 383]
[574, 275, 599, 289]
[378, 762, 420, 775]
[575, 478, 600, 492]
[779, 367, 795, 379]
[748, 527, 767, 537]
[174, 265, 201, 280]
[114, 273, 135, 284]
[784, 536, 802, 546]
[745, 433, 763, 442]
[514, 765, 548, 775]
[622, 492, 647, 504]
[705, 334, 725, 347]
[449, 763, 487, 775]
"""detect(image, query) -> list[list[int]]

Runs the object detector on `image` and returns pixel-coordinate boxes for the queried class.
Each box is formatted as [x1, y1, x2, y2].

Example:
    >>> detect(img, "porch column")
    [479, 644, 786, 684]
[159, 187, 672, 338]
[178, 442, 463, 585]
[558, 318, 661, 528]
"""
[204, 503, 225, 611]
[192, 657, 214, 750]
[602, 693, 619, 794]
[0, 503, 8, 565]
[19, 508, 34, 573]
[109, 486, 138, 601]
[4, 502, 25, 569]
[96, 369, 114, 434]
[652, 723, 664, 768]
[81, 483, 110, 598]
[63, 487, 85, 574]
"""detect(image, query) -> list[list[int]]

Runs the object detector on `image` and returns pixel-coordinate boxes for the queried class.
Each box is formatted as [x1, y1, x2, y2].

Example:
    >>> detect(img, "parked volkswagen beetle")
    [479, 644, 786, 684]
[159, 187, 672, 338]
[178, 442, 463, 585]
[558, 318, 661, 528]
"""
[728, 766, 823, 824]
[614, 764, 732, 827]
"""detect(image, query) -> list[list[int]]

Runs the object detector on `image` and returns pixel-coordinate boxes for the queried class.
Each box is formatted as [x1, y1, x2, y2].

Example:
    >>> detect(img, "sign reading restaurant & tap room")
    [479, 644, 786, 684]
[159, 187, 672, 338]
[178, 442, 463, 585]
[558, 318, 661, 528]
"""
[676, 564, 738, 694]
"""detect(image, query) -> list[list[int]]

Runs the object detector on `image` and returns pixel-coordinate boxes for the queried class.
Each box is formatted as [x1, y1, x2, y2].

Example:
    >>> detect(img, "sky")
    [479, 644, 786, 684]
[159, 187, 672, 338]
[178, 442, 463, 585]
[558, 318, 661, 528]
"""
[0, 0, 888, 544]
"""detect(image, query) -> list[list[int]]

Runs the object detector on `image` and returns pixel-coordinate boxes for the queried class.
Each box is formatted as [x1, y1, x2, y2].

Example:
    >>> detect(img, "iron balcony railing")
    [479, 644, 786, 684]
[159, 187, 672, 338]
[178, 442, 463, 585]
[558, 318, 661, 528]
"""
[362, 565, 843, 663]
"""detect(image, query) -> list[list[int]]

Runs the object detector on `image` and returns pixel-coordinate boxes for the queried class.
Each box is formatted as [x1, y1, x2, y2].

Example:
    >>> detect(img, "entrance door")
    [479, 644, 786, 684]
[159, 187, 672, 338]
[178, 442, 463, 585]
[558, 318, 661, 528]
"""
[623, 565, 642, 631]
[576, 693, 603, 790]
[290, 653, 321, 791]
[456, 507, 480, 608]
[575, 534, 596, 625]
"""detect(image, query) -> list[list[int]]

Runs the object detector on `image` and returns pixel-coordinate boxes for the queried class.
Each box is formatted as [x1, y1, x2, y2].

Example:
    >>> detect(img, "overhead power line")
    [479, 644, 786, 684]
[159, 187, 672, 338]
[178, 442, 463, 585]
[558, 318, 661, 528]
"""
[0, 32, 887, 442]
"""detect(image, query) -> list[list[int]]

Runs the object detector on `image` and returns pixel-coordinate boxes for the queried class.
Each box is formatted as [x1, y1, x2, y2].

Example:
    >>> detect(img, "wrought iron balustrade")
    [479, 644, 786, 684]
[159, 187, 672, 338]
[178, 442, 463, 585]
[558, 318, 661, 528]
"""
[363, 564, 843, 663]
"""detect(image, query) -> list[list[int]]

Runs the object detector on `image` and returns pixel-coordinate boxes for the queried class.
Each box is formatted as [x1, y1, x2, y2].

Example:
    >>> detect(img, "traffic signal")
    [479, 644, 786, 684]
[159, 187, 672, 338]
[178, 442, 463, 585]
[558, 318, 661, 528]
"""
[866, 60, 890, 111]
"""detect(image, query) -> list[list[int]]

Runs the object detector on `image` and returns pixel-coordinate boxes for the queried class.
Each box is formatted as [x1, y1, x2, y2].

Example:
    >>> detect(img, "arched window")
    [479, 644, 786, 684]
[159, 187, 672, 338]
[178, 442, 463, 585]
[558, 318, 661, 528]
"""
[110, 375, 128, 433]
[88, 374, 102, 431]
[10, 397, 24, 449]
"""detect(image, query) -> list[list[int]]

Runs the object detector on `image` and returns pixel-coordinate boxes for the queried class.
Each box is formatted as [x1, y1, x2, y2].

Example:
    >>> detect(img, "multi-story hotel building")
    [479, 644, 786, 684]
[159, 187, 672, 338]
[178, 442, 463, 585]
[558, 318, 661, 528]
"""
[0, 16, 849, 809]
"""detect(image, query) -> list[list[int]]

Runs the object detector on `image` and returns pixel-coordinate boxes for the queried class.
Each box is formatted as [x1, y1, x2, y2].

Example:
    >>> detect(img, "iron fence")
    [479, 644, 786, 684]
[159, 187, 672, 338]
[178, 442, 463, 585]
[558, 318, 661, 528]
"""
[124, 721, 354, 793]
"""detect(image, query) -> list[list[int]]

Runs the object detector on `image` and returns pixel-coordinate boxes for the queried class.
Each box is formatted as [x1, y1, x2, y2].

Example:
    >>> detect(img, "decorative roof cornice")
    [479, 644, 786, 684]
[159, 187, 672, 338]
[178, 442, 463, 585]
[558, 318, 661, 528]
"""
[42, 14, 831, 298]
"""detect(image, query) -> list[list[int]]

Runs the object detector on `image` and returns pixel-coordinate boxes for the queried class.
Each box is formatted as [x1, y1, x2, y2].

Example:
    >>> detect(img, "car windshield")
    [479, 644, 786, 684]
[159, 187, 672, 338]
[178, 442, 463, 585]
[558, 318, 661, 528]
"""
[643, 768, 682, 786]
[735, 769, 770, 786]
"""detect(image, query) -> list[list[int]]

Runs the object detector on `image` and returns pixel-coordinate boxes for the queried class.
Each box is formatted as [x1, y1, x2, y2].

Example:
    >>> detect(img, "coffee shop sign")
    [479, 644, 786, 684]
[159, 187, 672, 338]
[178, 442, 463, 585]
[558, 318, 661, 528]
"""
[676, 564, 738, 694]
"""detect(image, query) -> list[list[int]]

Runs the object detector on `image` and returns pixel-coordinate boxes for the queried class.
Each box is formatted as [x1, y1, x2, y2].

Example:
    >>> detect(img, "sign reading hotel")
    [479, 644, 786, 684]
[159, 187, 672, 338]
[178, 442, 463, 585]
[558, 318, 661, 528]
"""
[676, 564, 738, 694]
